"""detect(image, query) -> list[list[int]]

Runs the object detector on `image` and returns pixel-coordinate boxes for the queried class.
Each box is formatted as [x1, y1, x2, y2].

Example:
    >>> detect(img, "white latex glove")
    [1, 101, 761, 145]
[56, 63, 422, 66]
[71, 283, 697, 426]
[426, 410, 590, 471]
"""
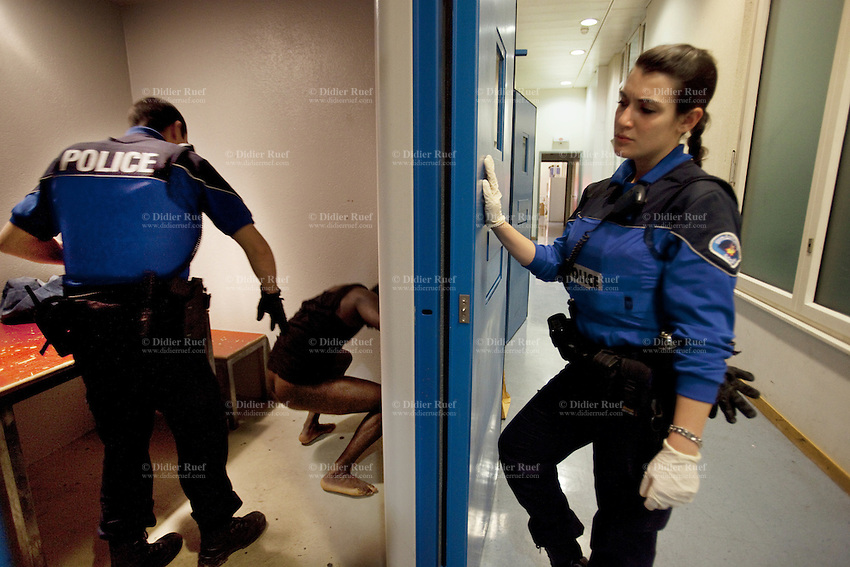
[482, 155, 506, 228]
[639, 438, 702, 511]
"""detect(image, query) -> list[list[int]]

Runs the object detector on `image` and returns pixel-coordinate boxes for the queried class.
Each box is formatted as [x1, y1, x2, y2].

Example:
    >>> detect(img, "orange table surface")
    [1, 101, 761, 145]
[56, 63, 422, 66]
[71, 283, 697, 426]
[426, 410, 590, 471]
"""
[210, 329, 268, 360]
[0, 322, 73, 397]
[0, 326, 266, 397]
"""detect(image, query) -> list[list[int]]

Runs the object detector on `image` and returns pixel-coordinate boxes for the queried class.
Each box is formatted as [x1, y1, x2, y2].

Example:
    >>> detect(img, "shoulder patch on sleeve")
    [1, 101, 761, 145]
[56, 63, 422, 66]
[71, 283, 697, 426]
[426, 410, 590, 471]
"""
[709, 232, 741, 269]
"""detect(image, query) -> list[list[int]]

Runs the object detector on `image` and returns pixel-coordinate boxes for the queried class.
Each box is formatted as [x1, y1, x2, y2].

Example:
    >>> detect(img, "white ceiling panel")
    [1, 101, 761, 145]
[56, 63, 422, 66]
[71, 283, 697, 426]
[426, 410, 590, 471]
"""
[516, 0, 650, 90]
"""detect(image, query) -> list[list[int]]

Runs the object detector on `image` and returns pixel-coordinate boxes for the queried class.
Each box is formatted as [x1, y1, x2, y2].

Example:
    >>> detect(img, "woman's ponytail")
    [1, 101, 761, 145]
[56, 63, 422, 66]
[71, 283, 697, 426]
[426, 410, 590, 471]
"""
[636, 44, 717, 166]
[687, 111, 709, 167]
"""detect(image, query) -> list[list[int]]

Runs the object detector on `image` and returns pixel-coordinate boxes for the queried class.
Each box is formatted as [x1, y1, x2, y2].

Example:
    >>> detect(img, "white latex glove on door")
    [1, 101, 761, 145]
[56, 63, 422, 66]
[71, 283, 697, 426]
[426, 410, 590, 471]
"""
[482, 155, 506, 228]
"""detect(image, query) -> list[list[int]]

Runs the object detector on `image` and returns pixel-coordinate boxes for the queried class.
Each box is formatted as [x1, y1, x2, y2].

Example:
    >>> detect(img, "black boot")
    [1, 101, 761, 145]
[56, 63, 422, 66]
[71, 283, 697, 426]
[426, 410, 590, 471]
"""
[109, 532, 182, 567]
[544, 540, 587, 567]
[198, 511, 267, 567]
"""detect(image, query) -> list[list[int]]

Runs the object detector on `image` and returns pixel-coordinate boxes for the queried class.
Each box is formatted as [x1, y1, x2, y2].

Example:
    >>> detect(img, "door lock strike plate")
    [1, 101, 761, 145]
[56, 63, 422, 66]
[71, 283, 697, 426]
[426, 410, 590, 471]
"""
[459, 294, 470, 324]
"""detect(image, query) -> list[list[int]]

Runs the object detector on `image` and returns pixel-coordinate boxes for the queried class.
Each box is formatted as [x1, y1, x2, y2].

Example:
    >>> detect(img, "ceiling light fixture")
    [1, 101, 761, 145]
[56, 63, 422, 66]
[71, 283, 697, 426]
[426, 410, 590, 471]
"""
[581, 18, 599, 26]
[560, 81, 572, 86]
[570, 49, 586, 56]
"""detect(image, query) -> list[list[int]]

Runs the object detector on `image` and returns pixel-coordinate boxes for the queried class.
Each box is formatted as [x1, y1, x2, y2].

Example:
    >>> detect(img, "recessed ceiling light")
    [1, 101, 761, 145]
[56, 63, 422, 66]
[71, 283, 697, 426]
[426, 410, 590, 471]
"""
[581, 18, 599, 26]
[560, 81, 572, 86]
[570, 49, 586, 56]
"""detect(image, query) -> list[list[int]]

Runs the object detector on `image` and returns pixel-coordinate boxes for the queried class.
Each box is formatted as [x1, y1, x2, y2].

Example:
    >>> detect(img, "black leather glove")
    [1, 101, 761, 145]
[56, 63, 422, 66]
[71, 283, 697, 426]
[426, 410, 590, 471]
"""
[710, 366, 760, 423]
[257, 289, 287, 332]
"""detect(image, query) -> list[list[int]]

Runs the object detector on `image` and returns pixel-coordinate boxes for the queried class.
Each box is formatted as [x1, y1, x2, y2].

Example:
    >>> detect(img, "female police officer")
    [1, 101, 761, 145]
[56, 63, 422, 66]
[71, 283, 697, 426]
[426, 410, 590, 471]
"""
[485, 45, 741, 566]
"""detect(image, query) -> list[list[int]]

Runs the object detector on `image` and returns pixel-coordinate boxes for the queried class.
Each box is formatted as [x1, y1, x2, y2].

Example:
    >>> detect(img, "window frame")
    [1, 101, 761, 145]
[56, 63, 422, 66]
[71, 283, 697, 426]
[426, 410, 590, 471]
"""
[734, 0, 850, 349]
[494, 31, 507, 153]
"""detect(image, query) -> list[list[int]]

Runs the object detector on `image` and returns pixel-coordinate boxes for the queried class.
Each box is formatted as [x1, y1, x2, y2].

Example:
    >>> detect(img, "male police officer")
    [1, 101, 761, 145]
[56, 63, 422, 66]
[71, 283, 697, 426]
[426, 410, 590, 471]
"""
[0, 98, 286, 567]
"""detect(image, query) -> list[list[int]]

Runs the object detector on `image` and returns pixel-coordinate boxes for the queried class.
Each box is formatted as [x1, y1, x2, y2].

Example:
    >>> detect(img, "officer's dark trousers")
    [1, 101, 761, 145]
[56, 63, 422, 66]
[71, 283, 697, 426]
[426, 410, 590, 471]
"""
[72, 301, 241, 542]
[498, 360, 673, 567]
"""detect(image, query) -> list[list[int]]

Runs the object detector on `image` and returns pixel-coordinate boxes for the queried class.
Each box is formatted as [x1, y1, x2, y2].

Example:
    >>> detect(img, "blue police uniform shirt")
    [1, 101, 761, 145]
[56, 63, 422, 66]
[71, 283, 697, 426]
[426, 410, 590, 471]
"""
[527, 145, 741, 403]
[10, 126, 254, 287]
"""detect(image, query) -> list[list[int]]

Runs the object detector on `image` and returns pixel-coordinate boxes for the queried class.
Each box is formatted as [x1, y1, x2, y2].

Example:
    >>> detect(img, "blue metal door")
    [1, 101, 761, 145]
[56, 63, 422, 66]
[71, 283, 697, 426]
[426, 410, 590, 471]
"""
[411, 0, 517, 564]
[506, 90, 537, 340]
[444, 1, 517, 566]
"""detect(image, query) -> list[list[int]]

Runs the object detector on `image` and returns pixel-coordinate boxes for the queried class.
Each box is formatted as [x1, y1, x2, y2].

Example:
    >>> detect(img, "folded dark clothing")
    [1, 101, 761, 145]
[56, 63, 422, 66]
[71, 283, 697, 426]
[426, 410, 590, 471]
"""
[1, 275, 64, 324]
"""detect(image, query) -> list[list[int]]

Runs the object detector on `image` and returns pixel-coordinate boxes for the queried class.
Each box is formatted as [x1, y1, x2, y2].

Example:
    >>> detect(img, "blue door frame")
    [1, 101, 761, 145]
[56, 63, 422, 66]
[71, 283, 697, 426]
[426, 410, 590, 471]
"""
[413, 0, 445, 565]
[444, 0, 479, 563]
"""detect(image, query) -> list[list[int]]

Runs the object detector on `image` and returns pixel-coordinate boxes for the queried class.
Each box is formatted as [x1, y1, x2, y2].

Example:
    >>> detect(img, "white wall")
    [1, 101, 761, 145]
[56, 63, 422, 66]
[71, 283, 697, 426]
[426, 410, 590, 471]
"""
[375, 2, 417, 563]
[0, 0, 131, 286]
[533, 88, 587, 153]
[0, 0, 132, 464]
[120, 0, 380, 379]
[582, 61, 623, 189]
[644, 0, 757, 181]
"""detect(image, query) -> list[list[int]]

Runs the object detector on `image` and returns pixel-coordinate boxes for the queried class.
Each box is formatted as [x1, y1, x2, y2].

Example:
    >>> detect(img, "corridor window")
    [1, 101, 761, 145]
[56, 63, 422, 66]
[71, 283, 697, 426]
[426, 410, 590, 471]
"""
[737, 0, 850, 342]
[814, 113, 850, 317]
[494, 34, 506, 152]
[522, 135, 528, 173]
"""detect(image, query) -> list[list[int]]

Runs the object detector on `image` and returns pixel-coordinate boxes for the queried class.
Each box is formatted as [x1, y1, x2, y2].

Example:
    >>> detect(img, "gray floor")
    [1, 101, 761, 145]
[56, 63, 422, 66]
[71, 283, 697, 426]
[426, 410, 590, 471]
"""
[29, 405, 386, 566]
[480, 275, 850, 566]
[26, 271, 850, 566]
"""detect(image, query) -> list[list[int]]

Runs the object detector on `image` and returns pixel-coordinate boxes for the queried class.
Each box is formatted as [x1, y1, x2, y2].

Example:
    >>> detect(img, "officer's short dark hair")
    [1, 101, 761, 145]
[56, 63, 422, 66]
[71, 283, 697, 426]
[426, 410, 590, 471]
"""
[128, 97, 187, 137]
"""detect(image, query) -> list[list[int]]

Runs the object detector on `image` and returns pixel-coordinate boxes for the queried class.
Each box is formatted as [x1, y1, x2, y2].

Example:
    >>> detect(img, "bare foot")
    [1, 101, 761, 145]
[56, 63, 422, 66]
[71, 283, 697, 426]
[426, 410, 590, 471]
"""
[299, 422, 336, 446]
[320, 469, 378, 497]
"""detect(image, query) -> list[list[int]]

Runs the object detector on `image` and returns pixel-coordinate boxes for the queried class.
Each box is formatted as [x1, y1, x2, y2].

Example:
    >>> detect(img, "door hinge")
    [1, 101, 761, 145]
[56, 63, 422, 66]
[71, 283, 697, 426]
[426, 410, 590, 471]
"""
[459, 294, 470, 324]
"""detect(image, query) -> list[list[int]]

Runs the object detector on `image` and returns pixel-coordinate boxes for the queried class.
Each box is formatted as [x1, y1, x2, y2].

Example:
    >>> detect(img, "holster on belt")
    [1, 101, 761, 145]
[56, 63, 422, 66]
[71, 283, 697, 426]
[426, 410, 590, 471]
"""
[135, 272, 211, 340]
[25, 287, 78, 357]
[615, 357, 654, 417]
[167, 277, 214, 368]
[548, 310, 668, 421]
[547, 312, 592, 364]
[166, 277, 211, 341]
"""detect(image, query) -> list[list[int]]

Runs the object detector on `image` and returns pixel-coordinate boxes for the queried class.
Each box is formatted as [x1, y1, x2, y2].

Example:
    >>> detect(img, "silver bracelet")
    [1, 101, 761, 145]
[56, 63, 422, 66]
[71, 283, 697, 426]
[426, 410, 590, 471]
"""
[668, 425, 703, 448]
